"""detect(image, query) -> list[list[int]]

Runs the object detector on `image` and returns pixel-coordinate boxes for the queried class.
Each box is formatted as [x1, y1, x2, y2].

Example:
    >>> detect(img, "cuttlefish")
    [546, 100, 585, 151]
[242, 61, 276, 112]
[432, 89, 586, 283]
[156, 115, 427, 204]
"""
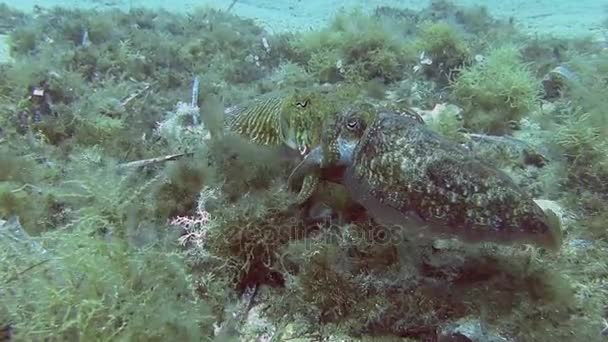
[288, 107, 563, 250]
[223, 88, 358, 204]
[223, 94, 322, 204]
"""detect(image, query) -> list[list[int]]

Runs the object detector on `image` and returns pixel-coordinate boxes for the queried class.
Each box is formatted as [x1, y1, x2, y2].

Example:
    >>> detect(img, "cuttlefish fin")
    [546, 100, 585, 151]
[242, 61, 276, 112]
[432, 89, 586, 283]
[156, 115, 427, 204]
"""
[343, 166, 428, 234]
[540, 207, 563, 252]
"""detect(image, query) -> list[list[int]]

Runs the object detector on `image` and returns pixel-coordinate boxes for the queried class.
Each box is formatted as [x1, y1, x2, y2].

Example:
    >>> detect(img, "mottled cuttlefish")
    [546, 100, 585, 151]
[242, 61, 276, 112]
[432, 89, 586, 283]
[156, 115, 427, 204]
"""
[288, 107, 563, 250]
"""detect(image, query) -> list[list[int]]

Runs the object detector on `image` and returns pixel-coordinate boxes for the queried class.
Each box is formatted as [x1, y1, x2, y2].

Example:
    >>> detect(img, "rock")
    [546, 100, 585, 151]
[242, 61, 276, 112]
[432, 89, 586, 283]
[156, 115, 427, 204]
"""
[464, 133, 548, 169]
[533, 199, 570, 227]
[439, 317, 510, 342]
[567, 238, 593, 252]
[0, 216, 49, 258]
[542, 65, 579, 99]
[0, 34, 12, 64]
[415, 102, 463, 124]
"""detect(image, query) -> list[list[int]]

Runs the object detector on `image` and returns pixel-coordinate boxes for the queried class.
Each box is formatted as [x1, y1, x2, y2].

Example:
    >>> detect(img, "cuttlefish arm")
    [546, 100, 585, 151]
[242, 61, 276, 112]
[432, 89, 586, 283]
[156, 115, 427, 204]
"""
[288, 146, 324, 193]
[288, 130, 359, 187]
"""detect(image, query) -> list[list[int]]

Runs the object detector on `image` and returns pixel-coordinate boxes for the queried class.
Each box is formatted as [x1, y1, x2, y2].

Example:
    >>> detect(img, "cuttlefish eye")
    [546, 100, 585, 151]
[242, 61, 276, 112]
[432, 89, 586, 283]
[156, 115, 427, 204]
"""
[346, 118, 361, 131]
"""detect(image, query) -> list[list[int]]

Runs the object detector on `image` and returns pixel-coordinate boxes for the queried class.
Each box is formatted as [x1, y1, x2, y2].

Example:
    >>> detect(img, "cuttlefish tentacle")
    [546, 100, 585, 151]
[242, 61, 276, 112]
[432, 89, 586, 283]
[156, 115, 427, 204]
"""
[288, 145, 323, 191]
[293, 171, 320, 204]
[294, 108, 563, 251]
[287, 110, 361, 191]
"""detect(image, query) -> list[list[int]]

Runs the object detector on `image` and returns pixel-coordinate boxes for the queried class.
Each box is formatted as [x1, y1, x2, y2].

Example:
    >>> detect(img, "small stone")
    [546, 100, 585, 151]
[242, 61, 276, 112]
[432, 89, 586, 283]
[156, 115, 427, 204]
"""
[542, 65, 578, 99]
[439, 317, 509, 342]
[567, 238, 592, 251]
[0, 34, 12, 64]
[416, 103, 463, 123]
[533, 199, 569, 226]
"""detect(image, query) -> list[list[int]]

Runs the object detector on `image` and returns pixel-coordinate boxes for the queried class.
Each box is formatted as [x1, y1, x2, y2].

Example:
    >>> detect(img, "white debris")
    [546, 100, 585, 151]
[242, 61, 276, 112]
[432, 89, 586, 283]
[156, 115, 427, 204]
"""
[261, 37, 271, 53]
[420, 51, 433, 65]
[336, 59, 345, 74]
[415, 103, 463, 123]
[533, 199, 572, 226]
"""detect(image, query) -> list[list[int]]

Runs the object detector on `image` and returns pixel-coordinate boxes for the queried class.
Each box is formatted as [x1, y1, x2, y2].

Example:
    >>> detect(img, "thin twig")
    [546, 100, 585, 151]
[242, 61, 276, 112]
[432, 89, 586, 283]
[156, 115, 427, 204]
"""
[3, 259, 51, 284]
[10, 184, 42, 194]
[117, 152, 193, 170]
[191, 76, 200, 125]
[120, 83, 151, 108]
[226, 0, 238, 12]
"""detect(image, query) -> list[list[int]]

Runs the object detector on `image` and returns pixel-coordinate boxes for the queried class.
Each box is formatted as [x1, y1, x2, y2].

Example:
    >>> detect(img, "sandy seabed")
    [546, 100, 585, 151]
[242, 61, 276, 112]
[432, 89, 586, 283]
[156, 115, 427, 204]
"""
[1, 0, 605, 39]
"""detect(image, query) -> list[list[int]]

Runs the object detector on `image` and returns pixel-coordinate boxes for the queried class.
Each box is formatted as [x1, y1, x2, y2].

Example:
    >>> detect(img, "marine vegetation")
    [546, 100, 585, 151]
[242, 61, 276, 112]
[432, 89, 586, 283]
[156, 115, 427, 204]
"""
[0, 1, 607, 341]
[451, 45, 542, 134]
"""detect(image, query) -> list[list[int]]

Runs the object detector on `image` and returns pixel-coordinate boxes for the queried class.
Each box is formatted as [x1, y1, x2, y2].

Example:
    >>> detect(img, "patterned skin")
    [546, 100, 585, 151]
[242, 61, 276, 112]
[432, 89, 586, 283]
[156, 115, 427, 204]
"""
[289, 106, 563, 250]
[223, 93, 327, 204]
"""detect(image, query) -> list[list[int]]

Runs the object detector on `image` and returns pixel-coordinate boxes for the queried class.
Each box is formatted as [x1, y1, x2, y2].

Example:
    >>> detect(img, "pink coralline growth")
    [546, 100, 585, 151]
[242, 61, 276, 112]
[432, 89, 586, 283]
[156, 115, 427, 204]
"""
[170, 207, 211, 248]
